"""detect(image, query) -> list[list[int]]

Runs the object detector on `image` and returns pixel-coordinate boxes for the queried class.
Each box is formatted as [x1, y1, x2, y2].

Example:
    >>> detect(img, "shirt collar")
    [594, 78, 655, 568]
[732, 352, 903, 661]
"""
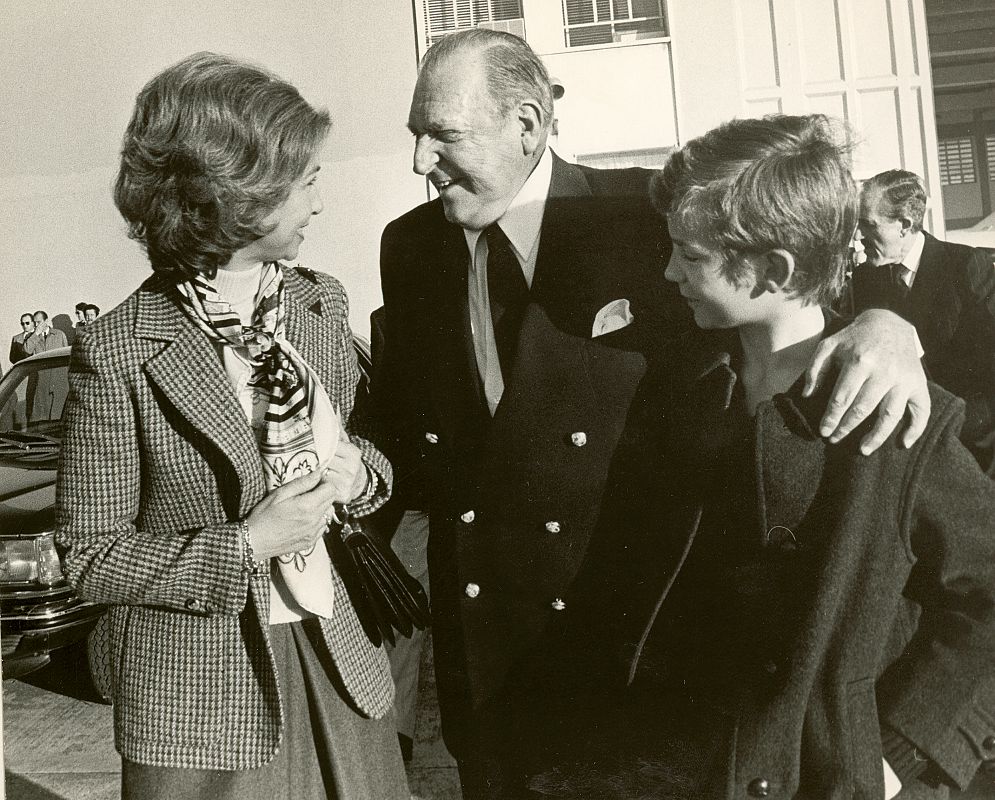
[463, 146, 553, 262]
[901, 230, 925, 275]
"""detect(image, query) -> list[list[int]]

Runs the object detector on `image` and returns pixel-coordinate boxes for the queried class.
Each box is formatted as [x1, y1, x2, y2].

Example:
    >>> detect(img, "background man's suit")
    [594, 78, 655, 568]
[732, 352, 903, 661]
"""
[849, 232, 995, 473]
[373, 153, 688, 792]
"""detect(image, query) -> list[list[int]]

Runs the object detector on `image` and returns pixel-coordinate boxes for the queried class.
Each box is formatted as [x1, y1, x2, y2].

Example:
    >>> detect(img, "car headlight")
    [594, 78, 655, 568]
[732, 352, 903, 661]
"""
[0, 533, 64, 586]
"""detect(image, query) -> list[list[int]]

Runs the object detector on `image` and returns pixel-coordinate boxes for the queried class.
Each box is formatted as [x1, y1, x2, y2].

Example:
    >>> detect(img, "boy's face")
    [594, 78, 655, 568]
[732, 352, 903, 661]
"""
[664, 218, 767, 330]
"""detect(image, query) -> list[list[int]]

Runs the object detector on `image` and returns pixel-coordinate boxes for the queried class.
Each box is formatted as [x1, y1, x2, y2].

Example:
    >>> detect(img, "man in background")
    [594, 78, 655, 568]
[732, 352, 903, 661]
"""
[84, 304, 100, 324]
[852, 169, 995, 474]
[9, 313, 35, 364]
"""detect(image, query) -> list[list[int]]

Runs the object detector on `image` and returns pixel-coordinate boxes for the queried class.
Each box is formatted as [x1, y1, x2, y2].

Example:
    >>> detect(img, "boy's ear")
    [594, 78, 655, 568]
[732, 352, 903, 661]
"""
[759, 248, 796, 293]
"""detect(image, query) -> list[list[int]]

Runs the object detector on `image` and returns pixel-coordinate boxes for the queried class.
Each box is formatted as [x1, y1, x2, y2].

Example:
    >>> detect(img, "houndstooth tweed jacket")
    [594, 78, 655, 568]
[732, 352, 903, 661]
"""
[55, 265, 394, 770]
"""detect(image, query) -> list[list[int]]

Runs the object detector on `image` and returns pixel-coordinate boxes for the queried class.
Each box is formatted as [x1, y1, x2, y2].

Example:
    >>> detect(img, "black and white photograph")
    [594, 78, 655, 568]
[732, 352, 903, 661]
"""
[2, 1, 994, 798]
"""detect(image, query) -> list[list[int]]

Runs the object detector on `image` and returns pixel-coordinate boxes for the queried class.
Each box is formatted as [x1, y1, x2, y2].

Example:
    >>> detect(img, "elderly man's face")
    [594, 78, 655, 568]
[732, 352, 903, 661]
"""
[858, 188, 909, 266]
[408, 54, 533, 231]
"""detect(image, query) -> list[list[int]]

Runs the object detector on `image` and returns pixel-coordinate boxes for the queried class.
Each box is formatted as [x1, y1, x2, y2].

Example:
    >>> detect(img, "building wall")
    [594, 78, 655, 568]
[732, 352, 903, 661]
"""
[0, 0, 427, 370]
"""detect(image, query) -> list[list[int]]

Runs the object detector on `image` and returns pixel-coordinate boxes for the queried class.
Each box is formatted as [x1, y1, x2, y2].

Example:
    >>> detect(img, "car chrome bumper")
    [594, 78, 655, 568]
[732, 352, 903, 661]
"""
[1, 589, 103, 677]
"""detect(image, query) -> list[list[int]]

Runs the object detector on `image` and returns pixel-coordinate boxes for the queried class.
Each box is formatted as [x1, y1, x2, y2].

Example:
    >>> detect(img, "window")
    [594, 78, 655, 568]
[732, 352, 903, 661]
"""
[562, 0, 668, 48]
[421, 0, 525, 48]
[937, 136, 977, 186]
[986, 134, 995, 182]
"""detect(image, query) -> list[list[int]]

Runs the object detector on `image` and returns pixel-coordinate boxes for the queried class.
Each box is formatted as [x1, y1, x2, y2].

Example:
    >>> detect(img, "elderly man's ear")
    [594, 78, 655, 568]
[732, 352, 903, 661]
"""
[518, 100, 545, 156]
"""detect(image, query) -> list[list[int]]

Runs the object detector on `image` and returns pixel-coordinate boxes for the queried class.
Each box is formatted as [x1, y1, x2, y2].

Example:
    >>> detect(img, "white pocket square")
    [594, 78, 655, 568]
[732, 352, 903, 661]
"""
[592, 298, 634, 337]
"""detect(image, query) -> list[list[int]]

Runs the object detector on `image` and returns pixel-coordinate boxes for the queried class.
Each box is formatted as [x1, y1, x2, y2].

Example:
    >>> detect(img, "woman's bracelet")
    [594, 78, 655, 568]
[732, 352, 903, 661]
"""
[238, 519, 263, 575]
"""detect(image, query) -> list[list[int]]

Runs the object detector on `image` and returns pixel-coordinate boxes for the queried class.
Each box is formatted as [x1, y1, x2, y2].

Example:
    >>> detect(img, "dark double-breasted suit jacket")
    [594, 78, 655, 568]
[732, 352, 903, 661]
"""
[374, 154, 687, 752]
[849, 232, 995, 473]
[55, 267, 394, 770]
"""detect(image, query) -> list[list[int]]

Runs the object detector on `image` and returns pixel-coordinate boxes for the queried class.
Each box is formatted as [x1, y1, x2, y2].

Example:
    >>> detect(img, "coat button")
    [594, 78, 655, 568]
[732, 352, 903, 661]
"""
[570, 432, 587, 447]
[747, 777, 770, 797]
[460, 510, 475, 523]
[464, 583, 480, 598]
[763, 660, 778, 674]
[983, 735, 995, 751]
[551, 598, 566, 611]
[545, 521, 562, 534]
[184, 598, 202, 612]
[424, 432, 439, 444]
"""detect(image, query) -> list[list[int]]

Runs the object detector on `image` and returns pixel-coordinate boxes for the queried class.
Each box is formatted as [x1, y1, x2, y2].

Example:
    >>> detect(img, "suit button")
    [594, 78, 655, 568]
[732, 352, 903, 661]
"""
[460, 510, 475, 523]
[464, 583, 480, 598]
[425, 432, 439, 444]
[570, 432, 587, 447]
[763, 660, 778, 675]
[983, 735, 995, 751]
[545, 521, 562, 534]
[184, 598, 202, 612]
[551, 598, 566, 611]
[747, 778, 770, 797]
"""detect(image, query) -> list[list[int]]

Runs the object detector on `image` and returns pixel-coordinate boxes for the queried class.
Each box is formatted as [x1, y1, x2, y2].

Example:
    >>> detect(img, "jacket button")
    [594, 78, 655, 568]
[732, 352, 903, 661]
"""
[184, 598, 202, 612]
[551, 598, 566, 611]
[763, 660, 778, 674]
[460, 510, 475, 523]
[983, 735, 995, 751]
[545, 521, 562, 534]
[747, 778, 770, 797]
[464, 583, 480, 598]
[570, 432, 587, 447]
[424, 432, 439, 444]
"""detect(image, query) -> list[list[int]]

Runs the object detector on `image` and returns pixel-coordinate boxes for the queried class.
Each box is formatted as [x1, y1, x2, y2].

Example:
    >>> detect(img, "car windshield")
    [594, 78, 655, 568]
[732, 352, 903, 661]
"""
[0, 353, 68, 468]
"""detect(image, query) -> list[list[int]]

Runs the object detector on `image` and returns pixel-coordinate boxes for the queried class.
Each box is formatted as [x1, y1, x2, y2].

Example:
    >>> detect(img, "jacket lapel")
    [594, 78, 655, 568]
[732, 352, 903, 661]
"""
[135, 277, 265, 516]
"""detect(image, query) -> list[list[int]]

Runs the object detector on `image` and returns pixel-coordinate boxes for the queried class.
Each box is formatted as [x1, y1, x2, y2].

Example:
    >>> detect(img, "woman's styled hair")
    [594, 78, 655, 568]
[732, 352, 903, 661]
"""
[651, 114, 858, 306]
[114, 52, 330, 280]
[420, 28, 554, 127]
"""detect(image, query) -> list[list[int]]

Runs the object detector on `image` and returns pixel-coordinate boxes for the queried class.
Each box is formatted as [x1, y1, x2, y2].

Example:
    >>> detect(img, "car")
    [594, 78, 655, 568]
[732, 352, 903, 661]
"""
[0, 334, 375, 680]
[0, 346, 102, 679]
[944, 213, 995, 265]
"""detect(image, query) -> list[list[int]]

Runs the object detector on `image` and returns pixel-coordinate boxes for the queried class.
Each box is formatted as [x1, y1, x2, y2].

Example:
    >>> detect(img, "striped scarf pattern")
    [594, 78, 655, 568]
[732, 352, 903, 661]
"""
[176, 263, 336, 616]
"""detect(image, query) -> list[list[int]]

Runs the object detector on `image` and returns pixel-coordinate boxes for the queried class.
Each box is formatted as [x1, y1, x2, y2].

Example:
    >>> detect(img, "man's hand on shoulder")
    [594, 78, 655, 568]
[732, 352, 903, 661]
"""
[803, 309, 929, 455]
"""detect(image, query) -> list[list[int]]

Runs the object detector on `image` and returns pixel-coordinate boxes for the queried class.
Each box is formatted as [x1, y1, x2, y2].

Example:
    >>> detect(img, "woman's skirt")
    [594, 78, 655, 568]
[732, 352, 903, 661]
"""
[121, 619, 408, 800]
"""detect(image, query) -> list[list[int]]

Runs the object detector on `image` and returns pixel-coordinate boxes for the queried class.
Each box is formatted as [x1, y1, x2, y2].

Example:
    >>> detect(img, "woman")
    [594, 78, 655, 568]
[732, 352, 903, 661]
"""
[531, 115, 995, 799]
[55, 52, 408, 799]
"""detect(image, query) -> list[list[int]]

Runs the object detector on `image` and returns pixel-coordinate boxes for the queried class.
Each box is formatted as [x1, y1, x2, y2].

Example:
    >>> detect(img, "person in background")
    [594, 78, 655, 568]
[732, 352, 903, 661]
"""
[56, 52, 407, 800]
[25, 310, 68, 355]
[9, 313, 35, 364]
[84, 303, 100, 324]
[74, 301, 89, 329]
[372, 29, 932, 799]
[848, 169, 995, 474]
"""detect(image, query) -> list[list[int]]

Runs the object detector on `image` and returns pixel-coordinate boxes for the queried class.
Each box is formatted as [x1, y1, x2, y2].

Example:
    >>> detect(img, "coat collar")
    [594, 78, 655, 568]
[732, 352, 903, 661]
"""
[131, 265, 326, 516]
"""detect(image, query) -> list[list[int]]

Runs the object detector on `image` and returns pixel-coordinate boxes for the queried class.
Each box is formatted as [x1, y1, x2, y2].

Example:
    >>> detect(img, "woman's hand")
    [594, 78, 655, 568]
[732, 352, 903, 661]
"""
[245, 467, 337, 560]
[322, 433, 369, 503]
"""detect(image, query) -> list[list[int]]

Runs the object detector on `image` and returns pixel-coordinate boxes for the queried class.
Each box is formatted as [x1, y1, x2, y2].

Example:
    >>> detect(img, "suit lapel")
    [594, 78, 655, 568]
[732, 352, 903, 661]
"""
[135, 278, 265, 516]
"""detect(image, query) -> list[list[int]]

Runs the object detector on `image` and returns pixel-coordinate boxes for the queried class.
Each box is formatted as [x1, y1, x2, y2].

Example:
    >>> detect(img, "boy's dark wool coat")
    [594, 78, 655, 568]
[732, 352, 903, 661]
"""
[575, 326, 995, 799]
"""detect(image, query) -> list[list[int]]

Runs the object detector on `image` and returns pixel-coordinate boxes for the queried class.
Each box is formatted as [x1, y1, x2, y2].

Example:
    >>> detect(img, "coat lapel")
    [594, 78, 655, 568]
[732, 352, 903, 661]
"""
[135, 277, 265, 516]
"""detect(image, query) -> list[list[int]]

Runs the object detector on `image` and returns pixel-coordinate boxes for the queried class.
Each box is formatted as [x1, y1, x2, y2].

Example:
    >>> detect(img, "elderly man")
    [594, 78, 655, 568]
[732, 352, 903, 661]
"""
[373, 29, 929, 798]
[852, 169, 995, 474]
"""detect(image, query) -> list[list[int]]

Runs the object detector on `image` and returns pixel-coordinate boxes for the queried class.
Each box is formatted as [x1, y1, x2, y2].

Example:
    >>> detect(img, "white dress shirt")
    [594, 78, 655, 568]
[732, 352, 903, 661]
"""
[463, 146, 554, 414]
[895, 230, 925, 289]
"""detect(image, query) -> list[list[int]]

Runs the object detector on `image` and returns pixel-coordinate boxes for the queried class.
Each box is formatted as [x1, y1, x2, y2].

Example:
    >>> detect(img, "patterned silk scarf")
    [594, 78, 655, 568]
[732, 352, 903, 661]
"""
[176, 263, 336, 617]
